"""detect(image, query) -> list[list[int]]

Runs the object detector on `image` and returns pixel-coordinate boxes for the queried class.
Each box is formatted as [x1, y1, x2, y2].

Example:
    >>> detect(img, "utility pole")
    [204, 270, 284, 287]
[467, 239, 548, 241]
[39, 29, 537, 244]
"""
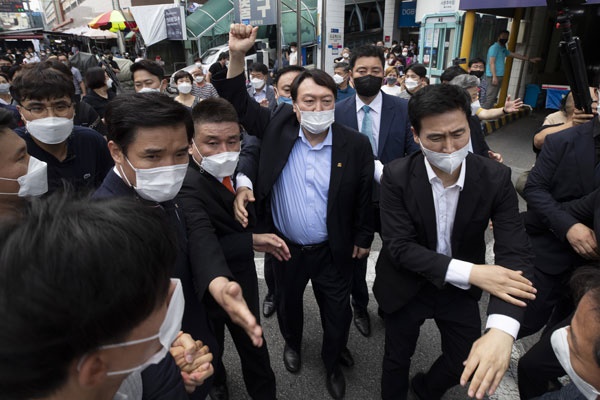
[296, 0, 301, 65]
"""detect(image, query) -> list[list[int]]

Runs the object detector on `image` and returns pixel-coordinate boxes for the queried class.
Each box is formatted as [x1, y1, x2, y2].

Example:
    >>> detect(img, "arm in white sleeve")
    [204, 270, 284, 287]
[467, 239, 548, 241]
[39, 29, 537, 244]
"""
[374, 159, 384, 184]
[486, 314, 520, 340]
[444, 259, 473, 290]
[235, 172, 253, 192]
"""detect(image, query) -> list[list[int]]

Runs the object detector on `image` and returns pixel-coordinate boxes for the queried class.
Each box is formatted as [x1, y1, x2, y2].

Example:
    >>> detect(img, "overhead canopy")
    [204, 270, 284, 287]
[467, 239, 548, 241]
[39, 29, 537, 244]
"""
[186, 0, 318, 45]
[460, 0, 600, 9]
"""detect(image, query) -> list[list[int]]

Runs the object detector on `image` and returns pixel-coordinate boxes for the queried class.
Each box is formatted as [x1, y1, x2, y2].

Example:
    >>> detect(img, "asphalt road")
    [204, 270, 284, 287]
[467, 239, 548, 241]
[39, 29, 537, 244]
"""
[219, 111, 548, 399]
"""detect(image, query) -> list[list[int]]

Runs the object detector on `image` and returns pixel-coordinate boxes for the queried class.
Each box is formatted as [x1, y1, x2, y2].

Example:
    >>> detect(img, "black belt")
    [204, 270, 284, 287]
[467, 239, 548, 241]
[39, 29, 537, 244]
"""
[276, 230, 328, 253]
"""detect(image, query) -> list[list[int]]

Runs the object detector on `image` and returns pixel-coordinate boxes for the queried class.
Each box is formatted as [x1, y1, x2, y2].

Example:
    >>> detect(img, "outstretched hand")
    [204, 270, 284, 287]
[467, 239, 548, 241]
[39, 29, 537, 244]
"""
[228, 23, 259, 54]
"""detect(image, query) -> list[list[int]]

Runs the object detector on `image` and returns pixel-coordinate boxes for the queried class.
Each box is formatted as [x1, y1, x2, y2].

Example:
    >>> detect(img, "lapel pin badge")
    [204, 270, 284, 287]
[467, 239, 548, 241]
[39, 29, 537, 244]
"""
[337, 162, 342, 167]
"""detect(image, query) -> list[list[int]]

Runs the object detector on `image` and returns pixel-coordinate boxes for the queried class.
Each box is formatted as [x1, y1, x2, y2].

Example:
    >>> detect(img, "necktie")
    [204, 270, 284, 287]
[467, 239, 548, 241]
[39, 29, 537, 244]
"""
[361, 105, 377, 155]
[222, 176, 235, 194]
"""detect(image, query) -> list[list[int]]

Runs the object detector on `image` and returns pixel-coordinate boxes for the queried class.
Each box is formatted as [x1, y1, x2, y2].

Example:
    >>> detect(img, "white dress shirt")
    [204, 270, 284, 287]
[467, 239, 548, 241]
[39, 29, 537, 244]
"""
[424, 157, 520, 339]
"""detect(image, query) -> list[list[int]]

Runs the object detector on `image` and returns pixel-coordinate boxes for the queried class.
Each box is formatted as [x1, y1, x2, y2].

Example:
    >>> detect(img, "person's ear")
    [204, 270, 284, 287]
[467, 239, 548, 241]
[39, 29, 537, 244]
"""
[108, 141, 124, 165]
[411, 126, 420, 145]
[75, 352, 109, 388]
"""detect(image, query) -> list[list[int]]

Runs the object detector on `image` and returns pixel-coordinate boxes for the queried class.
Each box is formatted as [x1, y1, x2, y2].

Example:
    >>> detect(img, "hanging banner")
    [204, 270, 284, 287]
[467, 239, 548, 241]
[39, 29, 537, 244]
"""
[165, 6, 187, 41]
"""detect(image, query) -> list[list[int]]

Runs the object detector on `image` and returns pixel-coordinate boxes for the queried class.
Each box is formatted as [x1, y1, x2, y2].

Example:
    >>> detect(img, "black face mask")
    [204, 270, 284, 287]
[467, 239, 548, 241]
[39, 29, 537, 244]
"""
[499, 38, 508, 46]
[354, 75, 383, 97]
[470, 70, 484, 78]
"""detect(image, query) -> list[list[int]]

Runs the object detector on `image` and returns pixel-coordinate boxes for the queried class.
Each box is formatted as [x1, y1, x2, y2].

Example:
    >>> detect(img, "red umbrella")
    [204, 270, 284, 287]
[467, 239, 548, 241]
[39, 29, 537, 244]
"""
[88, 10, 137, 32]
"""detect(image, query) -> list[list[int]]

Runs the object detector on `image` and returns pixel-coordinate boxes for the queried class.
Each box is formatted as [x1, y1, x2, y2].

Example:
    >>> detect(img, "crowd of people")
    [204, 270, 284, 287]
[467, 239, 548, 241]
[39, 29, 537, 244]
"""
[0, 22, 599, 400]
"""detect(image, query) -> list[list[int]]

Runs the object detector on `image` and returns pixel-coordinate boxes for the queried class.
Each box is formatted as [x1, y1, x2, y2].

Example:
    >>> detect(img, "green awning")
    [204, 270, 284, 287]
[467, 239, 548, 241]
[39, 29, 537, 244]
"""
[186, 0, 318, 45]
[186, 0, 235, 39]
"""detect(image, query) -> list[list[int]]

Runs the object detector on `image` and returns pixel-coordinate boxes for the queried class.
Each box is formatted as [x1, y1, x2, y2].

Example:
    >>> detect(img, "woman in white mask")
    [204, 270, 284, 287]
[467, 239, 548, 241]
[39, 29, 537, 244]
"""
[173, 70, 200, 109]
[399, 63, 428, 100]
[381, 66, 402, 97]
[82, 67, 116, 118]
[0, 72, 13, 105]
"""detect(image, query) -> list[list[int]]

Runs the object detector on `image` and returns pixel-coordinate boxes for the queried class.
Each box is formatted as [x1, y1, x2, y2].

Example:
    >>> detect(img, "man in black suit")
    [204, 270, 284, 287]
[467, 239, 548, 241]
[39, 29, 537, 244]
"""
[93, 93, 264, 400]
[334, 45, 419, 337]
[373, 84, 536, 400]
[178, 98, 291, 400]
[522, 96, 600, 338]
[212, 24, 374, 399]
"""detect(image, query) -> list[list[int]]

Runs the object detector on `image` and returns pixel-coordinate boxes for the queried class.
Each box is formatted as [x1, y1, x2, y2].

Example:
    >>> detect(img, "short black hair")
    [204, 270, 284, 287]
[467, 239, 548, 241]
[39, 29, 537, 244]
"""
[290, 69, 337, 101]
[130, 59, 164, 81]
[440, 65, 467, 83]
[217, 51, 229, 61]
[191, 97, 240, 133]
[405, 63, 427, 79]
[0, 107, 16, 130]
[468, 57, 485, 68]
[349, 45, 385, 70]
[289, 42, 297, 47]
[250, 62, 268, 76]
[173, 70, 193, 84]
[0, 193, 175, 399]
[273, 65, 305, 87]
[10, 62, 74, 103]
[47, 59, 74, 80]
[85, 66, 106, 90]
[408, 84, 471, 134]
[498, 30, 510, 37]
[569, 265, 600, 368]
[0, 56, 12, 64]
[334, 62, 350, 73]
[105, 93, 193, 155]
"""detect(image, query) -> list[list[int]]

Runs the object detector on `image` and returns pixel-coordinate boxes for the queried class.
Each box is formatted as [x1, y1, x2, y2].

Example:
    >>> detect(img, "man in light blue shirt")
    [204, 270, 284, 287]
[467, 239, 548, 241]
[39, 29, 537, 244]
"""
[482, 30, 541, 109]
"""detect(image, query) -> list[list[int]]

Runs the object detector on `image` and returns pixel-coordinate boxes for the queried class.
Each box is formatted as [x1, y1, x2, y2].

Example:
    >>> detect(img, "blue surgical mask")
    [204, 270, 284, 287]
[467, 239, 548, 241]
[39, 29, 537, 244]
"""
[278, 96, 293, 105]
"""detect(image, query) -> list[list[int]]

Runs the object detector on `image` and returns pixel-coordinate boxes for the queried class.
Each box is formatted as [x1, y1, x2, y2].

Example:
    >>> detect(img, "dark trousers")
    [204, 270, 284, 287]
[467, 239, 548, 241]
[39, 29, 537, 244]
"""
[381, 284, 481, 400]
[264, 252, 276, 296]
[351, 205, 380, 310]
[274, 240, 352, 374]
[211, 263, 276, 399]
[519, 267, 574, 339]
[518, 315, 570, 399]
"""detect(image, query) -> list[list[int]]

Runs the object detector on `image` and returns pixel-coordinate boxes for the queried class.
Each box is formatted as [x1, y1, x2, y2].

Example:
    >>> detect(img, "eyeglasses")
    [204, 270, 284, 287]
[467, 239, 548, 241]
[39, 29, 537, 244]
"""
[20, 102, 73, 117]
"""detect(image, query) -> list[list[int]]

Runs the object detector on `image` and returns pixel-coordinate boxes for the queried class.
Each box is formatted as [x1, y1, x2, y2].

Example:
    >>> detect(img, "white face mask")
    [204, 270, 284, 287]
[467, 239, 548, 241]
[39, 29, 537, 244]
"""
[120, 158, 188, 203]
[296, 105, 335, 135]
[251, 78, 265, 90]
[79, 278, 184, 377]
[471, 100, 481, 116]
[138, 87, 161, 94]
[0, 156, 48, 197]
[26, 116, 73, 145]
[106, 78, 113, 89]
[195, 62, 202, 69]
[177, 82, 192, 94]
[404, 78, 419, 90]
[342, 52, 349, 59]
[551, 327, 600, 400]
[420, 139, 469, 174]
[194, 75, 204, 83]
[0, 83, 10, 94]
[333, 74, 344, 85]
[192, 140, 239, 178]
[402, 52, 408, 57]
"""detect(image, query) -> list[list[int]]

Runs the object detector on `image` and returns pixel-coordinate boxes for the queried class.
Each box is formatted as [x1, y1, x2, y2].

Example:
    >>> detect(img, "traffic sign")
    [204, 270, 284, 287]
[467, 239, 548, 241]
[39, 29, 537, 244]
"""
[234, 0, 277, 26]
[0, 0, 25, 13]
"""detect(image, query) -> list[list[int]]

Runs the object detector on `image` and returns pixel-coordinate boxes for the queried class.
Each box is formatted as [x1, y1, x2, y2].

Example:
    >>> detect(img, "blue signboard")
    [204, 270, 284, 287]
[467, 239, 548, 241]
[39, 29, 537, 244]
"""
[398, 1, 418, 28]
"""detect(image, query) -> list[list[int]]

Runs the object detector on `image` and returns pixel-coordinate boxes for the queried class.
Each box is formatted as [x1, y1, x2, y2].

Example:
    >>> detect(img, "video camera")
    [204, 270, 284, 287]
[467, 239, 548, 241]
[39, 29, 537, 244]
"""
[547, 0, 593, 113]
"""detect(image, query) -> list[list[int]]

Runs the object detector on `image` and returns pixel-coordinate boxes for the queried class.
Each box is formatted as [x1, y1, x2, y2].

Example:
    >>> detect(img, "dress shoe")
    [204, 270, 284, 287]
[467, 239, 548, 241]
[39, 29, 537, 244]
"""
[339, 347, 354, 367]
[208, 383, 229, 400]
[410, 372, 428, 400]
[262, 292, 275, 318]
[353, 306, 371, 337]
[326, 365, 346, 399]
[283, 344, 301, 373]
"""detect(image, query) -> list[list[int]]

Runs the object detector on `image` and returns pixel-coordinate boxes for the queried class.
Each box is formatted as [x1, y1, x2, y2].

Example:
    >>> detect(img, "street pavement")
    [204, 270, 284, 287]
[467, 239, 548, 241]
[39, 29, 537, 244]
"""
[219, 110, 548, 399]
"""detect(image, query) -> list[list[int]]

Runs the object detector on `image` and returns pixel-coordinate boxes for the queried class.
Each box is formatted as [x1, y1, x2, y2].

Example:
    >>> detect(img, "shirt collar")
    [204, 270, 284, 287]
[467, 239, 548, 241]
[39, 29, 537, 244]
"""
[355, 91, 383, 115]
[297, 125, 333, 150]
[423, 155, 466, 191]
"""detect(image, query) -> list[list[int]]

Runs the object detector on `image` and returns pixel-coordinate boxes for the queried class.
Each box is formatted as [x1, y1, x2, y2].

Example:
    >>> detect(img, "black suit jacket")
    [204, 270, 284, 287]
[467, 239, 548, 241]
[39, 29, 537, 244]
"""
[373, 152, 534, 322]
[179, 161, 256, 276]
[213, 73, 374, 278]
[523, 119, 598, 273]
